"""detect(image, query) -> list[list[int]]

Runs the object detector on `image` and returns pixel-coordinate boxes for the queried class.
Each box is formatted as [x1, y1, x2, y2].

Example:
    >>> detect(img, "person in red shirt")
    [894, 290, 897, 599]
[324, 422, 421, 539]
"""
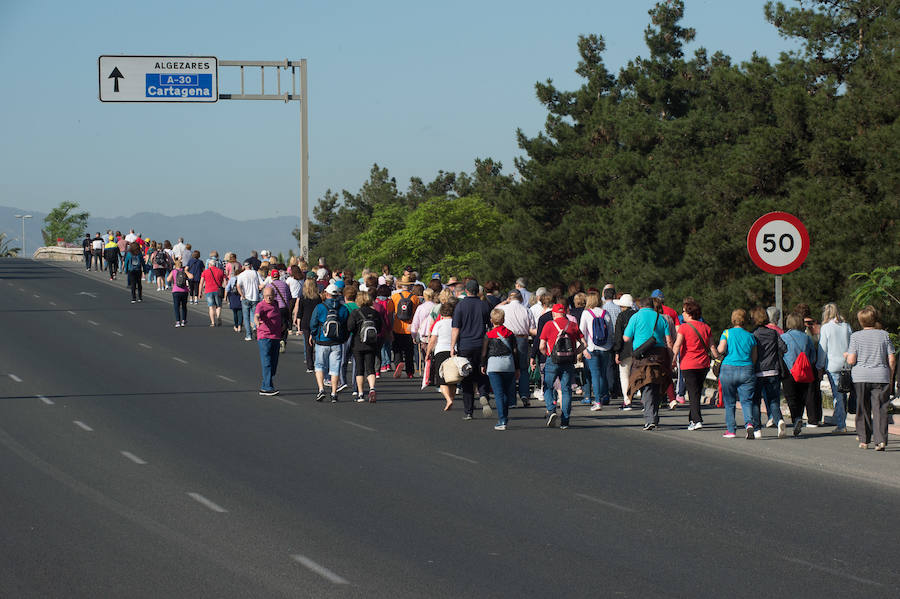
[199, 258, 225, 327]
[539, 304, 587, 429]
[671, 299, 713, 430]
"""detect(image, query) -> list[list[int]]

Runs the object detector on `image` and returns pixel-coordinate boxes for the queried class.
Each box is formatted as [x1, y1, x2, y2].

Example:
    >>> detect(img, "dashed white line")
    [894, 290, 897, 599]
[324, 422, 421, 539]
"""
[32, 294, 40, 299]
[290, 554, 350, 585]
[187, 492, 227, 513]
[276, 397, 299, 406]
[8, 374, 22, 383]
[87, 320, 99, 326]
[574, 493, 635, 513]
[73, 420, 93, 432]
[138, 343, 152, 349]
[784, 557, 881, 586]
[49, 301, 56, 306]
[120, 451, 147, 465]
[67, 310, 76, 315]
[172, 357, 188, 364]
[36, 395, 54, 405]
[343, 420, 376, 432]
[111, 330, 124, 337]
[217, 375, 236, 383]
[18, 287, 24, 292]
[437, 451, 479, 464]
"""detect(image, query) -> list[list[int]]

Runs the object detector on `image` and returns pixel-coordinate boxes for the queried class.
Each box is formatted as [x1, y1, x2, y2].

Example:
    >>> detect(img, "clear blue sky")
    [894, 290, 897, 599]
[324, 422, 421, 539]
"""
[0, 0, 799, 223]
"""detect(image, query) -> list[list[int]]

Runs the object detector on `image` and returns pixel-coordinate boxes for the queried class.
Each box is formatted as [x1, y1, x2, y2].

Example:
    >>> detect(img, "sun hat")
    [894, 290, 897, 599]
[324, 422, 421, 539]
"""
[325, 283, 339, 295]
[614, 293, 635, 307]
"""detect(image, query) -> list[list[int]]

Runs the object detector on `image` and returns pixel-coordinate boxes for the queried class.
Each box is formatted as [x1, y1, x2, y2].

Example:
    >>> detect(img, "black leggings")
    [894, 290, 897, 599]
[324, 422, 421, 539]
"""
[188, 280, 200, 297]
[682, 368, 708, 424]
[781, 375, 810, 423]
[172, 291, 188, 322]
[353, 350, 377, 377]
[127, 271, 142, 300]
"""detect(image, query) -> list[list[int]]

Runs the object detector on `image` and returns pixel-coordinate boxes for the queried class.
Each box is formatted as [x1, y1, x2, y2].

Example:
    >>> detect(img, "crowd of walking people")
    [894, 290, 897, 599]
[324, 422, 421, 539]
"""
[82, 230, 898, 450]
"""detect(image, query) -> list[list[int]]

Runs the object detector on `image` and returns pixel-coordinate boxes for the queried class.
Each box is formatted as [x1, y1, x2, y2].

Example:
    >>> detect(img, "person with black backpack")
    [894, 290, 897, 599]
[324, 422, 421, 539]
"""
[121, 242, 146, 304]
[346, 290, 382, 403]
[309, 283, 350, 402]
[389, 275, 420, 379]
[538, 303, 586, 429]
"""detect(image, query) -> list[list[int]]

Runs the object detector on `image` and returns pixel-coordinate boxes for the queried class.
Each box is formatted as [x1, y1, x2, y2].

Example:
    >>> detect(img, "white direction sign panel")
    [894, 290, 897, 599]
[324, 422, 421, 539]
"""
[98, 55, 218, 102]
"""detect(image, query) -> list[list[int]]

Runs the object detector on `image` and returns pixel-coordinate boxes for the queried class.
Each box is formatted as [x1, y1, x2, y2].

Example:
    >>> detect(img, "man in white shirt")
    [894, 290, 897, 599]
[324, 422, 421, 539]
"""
[500, 289, 537, 406]
[124, 229, 137, 243]
[172, 237, 186, 259]
[236, 261, 263, 341]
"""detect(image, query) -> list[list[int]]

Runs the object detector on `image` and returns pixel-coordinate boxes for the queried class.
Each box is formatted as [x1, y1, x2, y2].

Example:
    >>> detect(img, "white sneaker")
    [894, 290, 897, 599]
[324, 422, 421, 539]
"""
[765, 418, 774, 428]
[806, 422, 819, 428]
[693, 421, 702, 430]
[687, 422, 696, 431]
[777, 420, 787, 438]
[754, 430, 762, 439]
[590, 402, 602, 411]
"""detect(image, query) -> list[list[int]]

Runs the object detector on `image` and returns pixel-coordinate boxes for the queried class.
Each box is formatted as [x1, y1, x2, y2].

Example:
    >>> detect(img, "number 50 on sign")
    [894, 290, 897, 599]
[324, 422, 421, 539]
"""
[747, 212, 810, 275]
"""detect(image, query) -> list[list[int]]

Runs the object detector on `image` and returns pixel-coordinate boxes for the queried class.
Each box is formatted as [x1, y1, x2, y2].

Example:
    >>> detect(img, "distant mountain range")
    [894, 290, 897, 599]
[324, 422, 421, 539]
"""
[0, 206, 303, 260]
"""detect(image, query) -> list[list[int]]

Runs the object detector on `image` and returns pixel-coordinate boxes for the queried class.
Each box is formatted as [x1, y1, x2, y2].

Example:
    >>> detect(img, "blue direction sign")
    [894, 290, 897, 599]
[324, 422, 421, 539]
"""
[99, 56, 218, 103]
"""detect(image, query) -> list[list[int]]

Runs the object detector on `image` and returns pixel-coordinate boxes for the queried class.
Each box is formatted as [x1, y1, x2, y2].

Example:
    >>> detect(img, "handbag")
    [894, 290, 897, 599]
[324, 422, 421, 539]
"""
[632, 313, 660, 360]
[837, 367, 852, 394]
[711, 329, 728, 378]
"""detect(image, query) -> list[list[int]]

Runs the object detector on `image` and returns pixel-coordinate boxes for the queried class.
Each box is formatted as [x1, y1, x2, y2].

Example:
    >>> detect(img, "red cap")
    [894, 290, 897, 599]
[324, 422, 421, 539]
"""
[551, 303, 566, 314]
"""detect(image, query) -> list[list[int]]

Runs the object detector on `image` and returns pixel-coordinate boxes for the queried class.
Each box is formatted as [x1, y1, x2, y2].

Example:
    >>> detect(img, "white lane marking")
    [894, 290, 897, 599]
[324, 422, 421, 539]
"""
[77, 291, 97, 298]
[37, 395, 54, 405]
[437, 451, 478, 464]
[111, 330, 123, 337]
[574, 493, 636, 513]
[6, 282, 12, 286]
[138, 343, 152, 349]
[187, 492, 227, 513]
[49, 301, 56, 306]
[290, 554, 350, 585]
[172, 357, 188, 364]
[120, 451, 147, 465]
[784, 557, 881, 586]
[343, 420, 376, 432]
[67, 310, 76, 315]
[217, 375, 236, 383]
[88, 320, 99, 326]
[8, 374, 22, 383]
[18, 287, 24, 292]
[276, 397, 299, 406]
[33, 294, 40, 298]
[73, 420, 94, 432]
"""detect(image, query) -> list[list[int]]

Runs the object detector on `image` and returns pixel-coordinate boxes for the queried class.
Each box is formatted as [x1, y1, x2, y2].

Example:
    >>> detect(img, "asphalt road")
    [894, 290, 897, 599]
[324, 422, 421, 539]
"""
[1, 258, 898, 598]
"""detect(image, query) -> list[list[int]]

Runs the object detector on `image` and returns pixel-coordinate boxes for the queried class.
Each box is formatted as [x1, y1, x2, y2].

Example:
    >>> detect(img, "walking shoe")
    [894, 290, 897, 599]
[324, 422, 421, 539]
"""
[494, 424, 507, 431]
[330, 394, 338, 403]
[765, 418, 774, 428]
[777, 420, 787, 438]
[375, 371, 381, 379]
[580, 398, 592, 406]
[620, 404, 632, 411]
[244, 336, 251, 341]
[315, 390, 325, 402]
[806, 422, 819, 428]
[479, 396, 492, 418]
[793, 420, 803, 437]
[642, 423, 656, 431]
[279, 340, 286, 353]
[831, 427, 847, 434]
[393, 363, 404, 378]
[601, 398, 611, 405]
[336, 383, 348, 393]
[546, 412, 558, 428]
[746, 425, 755, 440]
[858, 442, 868, 449]
[175, 322, 182, 328]
[722, 431, 736, 438]
[520, 397, 531, 408]
[875, 442, 886, 451]
[131, 300, 136, 304]
[754, 429, 762, 439]
[258, 389, 279, 396]
[675, 395, 686, 405]
[590, 402, 602, 411]
[463, 414, 473, 421]
[356, 395, 366, 403]
[368, 389, 377, 403]
[560, 421, 569, 430]
[688, 422, 697, 431]
[305, 369, 314, 373]
[693, 421, 703, 430]
[407, 372, 414, 379]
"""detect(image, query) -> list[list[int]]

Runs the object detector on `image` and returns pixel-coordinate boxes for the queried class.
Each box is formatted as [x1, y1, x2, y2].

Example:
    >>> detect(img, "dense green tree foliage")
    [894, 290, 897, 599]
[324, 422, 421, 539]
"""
[306, 0, 899, 327]
[41, 201, 89, 245]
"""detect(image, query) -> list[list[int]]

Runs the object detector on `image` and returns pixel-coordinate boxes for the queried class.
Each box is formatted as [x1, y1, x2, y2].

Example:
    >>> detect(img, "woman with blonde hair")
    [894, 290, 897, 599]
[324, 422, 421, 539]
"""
[294, 277, 322, 372]
[714, 309, 758, 439]
[845, 306, 896, 450]
[819, 302, 852, 432]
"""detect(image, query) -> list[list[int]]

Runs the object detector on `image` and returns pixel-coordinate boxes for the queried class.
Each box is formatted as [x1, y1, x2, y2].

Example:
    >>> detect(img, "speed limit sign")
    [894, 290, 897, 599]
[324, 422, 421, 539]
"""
[747, 212, 810, 274]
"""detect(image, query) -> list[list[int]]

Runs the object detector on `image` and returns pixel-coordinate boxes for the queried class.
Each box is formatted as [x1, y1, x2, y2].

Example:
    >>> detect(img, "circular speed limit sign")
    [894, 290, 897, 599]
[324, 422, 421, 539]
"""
[747, 212, 810, 274]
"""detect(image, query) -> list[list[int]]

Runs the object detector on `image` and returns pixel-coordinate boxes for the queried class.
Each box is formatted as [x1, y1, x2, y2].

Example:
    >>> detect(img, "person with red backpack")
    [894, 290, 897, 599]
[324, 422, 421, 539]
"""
[390, 275, 420, 378]
[539, 303, 586, 429]
[780, 312, 820, 437]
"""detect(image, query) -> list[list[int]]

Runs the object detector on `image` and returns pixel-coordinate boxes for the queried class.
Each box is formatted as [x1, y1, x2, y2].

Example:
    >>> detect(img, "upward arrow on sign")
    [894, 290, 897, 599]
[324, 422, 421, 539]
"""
[108, 67, 124, 92]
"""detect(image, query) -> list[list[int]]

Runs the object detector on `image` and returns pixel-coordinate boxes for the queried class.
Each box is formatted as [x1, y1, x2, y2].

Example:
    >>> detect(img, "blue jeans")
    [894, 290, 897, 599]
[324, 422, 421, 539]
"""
[315, 344, 343, 376]
[826, 371, 847, 428]
[514, 336, 530, 399]
[754, 375, 783, 425]
[258, 338, 280, 391]
[585, 350, 611, 403]
[488, 371, 516, 426]
[720, 364, 757, 433]
[543, 360, 575, 423]
[241, 299, 258, 338]
[379, 339, 391, 368]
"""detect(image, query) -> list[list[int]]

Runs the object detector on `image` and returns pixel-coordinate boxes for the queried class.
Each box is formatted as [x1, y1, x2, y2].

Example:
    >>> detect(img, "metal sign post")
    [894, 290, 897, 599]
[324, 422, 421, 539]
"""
[747, 212, 810, 328]
[98, 56, 310, 259]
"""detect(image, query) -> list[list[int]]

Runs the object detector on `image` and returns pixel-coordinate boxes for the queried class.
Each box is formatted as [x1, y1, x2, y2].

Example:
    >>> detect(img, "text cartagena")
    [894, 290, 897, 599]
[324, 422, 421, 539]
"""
[154, 61, 212, 70]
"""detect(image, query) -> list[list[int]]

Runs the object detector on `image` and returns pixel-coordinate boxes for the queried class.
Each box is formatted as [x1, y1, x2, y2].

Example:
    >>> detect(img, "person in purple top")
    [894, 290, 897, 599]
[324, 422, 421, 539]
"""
[266, 270, 293, 352]
[255, 286, 283, 396]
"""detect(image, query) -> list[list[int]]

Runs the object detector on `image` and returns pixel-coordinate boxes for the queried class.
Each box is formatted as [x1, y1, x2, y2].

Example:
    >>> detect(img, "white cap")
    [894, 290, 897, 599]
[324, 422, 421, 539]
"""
[614, 293, 634, 308]
[325, 284, 340, 295]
